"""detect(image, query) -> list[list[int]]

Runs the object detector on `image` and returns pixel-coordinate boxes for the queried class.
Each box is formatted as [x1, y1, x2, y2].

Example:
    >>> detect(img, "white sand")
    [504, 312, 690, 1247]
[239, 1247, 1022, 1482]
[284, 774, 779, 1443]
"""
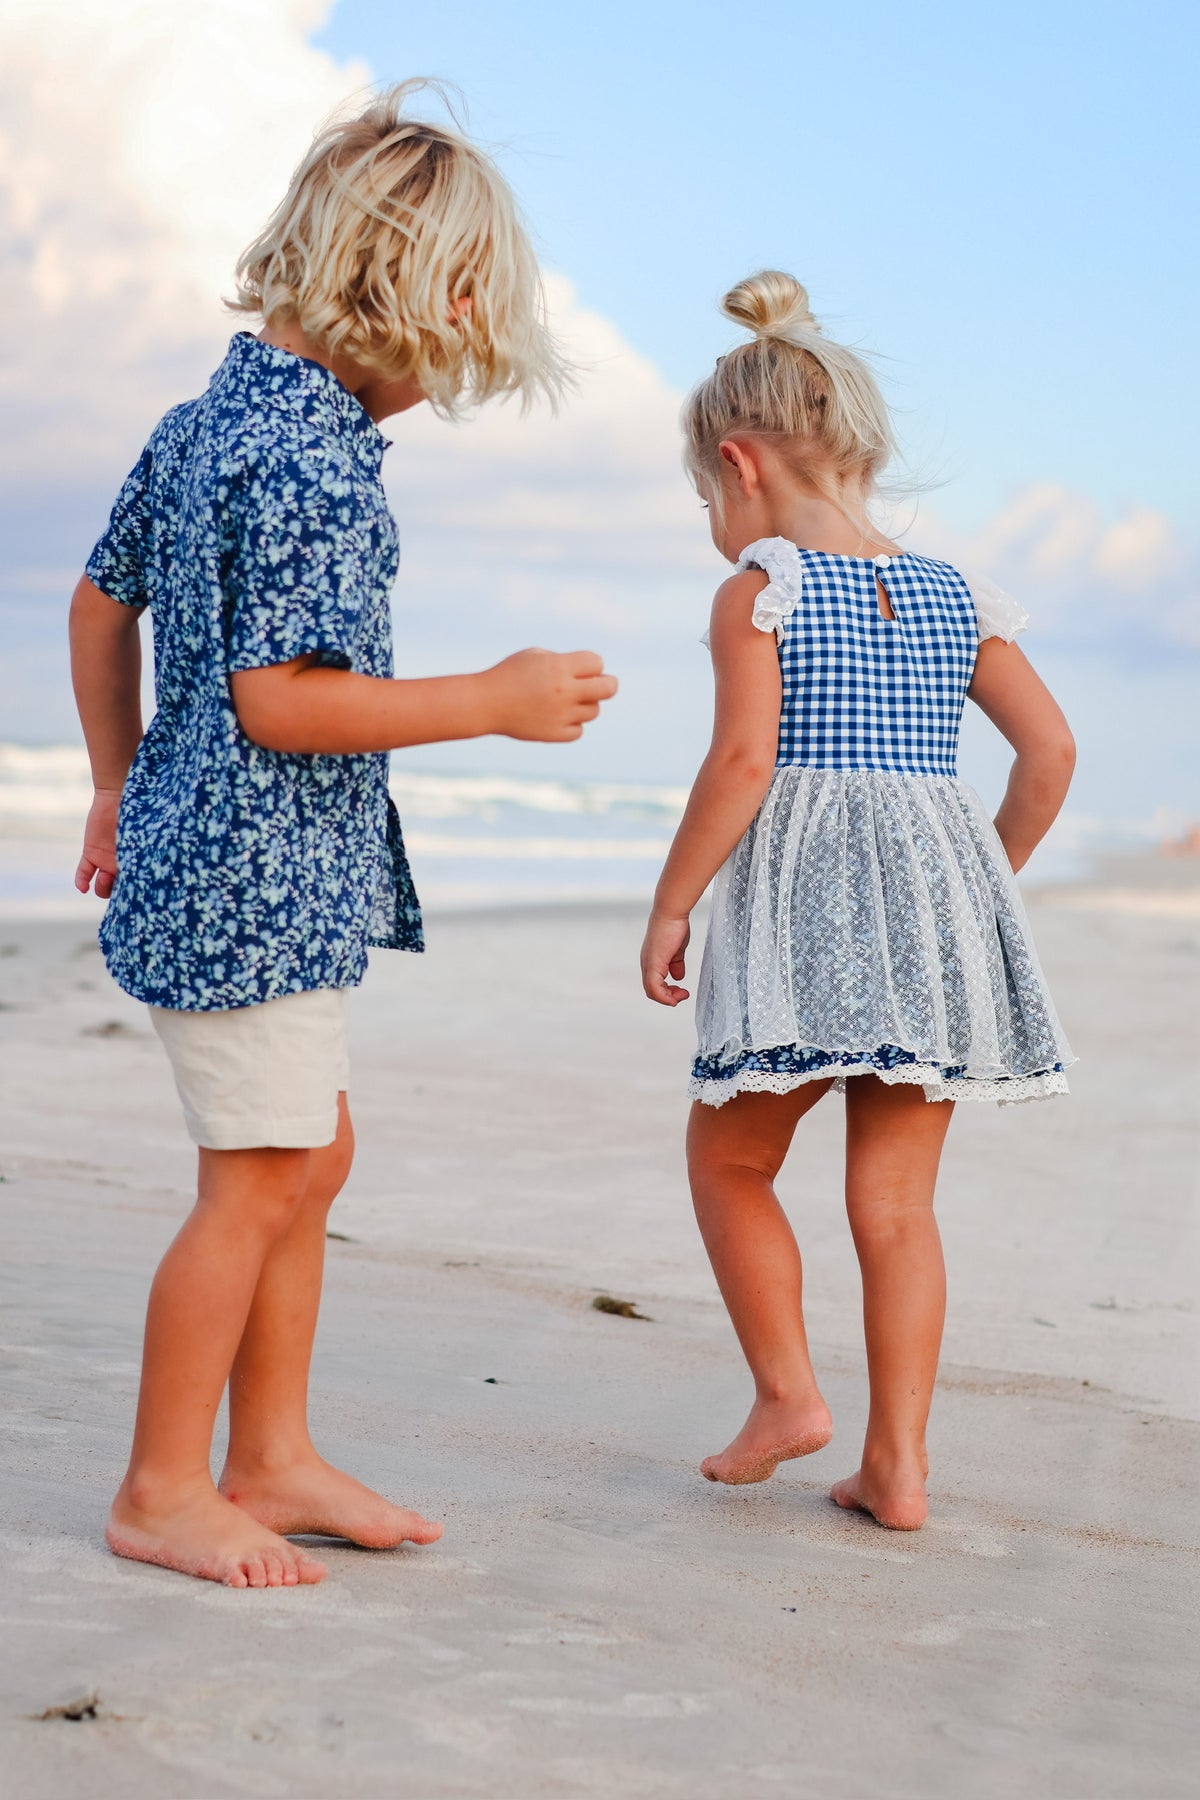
[1, 863, 1198, 1798]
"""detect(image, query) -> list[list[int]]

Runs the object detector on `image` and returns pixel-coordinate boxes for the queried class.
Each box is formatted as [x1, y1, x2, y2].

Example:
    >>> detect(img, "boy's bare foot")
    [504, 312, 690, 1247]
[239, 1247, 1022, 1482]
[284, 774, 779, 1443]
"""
[700, 1396, 833, 1485]
[829, 1463, 928, 1531]
[220, 1452, 443, 1550]
[107, 1479, 328, 1587]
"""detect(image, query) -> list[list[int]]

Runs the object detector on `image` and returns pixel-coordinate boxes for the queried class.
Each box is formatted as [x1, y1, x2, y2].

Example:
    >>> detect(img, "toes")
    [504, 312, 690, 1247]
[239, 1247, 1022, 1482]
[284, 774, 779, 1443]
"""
[261, 1550, 286, 1587]
[406, 1516, 444, 1545]
[244, 1554, 269, 1588]
[296, 1553, 326, 1585]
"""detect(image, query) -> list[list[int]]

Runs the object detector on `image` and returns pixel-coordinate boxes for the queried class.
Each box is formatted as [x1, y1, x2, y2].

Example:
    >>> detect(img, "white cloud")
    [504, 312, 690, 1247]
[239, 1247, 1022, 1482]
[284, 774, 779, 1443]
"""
[910, 484, 1198, 653]
[0, 0, 370, 477]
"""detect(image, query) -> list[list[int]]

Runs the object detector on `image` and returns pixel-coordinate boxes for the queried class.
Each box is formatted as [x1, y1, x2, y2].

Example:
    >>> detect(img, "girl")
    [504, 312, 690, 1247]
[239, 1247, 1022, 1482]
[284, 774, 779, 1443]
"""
[642, 272, 1074, 1531]
[72, 84, 616, 1588]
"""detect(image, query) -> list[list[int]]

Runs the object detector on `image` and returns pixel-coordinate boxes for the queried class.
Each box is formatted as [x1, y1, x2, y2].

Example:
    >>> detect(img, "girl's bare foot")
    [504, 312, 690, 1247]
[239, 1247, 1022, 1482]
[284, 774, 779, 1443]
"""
[106, 1478, 328, 1587]
[700, 1395, 833, 1485]
[829, 1460, 928, 1531]
[220, 1452, 443, 1549]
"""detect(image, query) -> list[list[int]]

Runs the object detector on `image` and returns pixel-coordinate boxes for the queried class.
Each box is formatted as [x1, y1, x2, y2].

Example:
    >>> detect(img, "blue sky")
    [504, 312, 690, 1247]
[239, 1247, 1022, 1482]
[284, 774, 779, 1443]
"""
[0, 0, 1195, 829]
[318, 0, 1199, 522]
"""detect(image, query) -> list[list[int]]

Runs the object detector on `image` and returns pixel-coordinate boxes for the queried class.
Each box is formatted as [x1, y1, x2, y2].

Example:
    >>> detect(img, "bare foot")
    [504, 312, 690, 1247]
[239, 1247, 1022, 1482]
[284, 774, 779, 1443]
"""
[701, 1395, 833, 1486]
[220, 1452, 443, 1550]
[829, 1463, 928, 1531]
[106, 1478, 328, 1587]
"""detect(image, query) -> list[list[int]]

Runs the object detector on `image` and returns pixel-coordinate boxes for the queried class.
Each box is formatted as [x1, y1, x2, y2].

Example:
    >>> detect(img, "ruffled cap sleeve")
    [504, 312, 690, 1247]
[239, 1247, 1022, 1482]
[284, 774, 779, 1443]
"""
[736, 537, 805, 642]
[701, 536, 804, 647]
[963, 568, 1029, 643]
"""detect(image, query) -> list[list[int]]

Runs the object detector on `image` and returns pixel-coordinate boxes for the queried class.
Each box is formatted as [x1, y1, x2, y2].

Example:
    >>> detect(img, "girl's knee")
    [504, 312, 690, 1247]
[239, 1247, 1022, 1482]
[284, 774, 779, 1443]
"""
[846, 1191, 936, 1244]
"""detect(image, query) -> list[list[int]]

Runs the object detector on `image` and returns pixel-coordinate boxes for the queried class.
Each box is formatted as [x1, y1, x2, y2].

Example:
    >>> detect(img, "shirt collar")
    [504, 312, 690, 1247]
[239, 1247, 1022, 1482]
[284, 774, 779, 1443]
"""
[223, 333, 391, 469]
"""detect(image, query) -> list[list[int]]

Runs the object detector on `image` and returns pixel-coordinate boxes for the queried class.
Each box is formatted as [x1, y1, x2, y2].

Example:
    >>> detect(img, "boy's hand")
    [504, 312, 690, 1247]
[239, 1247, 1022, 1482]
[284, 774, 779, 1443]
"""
[484, 649, 617, 742]
[641, 911, 691, 1006]
[75, 788, 122, 899]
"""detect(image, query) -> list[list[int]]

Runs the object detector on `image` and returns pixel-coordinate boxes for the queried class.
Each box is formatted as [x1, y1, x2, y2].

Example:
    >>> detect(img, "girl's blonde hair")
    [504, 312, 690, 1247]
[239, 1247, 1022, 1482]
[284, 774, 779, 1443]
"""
[231, 82, 566, 413]
[684, 271, 895, 516]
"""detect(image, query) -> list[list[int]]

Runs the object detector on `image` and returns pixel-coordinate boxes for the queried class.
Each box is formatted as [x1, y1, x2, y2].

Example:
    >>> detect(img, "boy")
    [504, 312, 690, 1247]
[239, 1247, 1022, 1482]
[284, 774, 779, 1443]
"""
[70, 84, 616, 1588]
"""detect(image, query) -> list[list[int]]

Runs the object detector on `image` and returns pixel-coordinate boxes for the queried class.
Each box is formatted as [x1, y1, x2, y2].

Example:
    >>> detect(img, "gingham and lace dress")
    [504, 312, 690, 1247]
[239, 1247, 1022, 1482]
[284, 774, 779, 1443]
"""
[690, 538, 1073, 1107]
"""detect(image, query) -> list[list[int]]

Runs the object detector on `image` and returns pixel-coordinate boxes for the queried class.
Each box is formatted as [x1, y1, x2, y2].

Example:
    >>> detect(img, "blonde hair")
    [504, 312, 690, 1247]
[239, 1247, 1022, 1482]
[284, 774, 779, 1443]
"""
[684, 271, 896, 518]
[230, 82, 566, 413]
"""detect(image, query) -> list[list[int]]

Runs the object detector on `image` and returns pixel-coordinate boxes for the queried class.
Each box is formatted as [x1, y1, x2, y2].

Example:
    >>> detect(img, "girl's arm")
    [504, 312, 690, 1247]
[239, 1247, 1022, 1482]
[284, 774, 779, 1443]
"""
[968, 638, 1076, 872]
[641, 571, 781, 1006]
[230, 647, 616, 753]
[70, 576, 145, 898]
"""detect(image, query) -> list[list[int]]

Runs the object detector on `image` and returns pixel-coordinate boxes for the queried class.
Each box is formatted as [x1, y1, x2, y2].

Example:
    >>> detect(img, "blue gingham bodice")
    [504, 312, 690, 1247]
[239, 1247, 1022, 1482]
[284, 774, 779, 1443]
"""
[736, 540, 979, 777]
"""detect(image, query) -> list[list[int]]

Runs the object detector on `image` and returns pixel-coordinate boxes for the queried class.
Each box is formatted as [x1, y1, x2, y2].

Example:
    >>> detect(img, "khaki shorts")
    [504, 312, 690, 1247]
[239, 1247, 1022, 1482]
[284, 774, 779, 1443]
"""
[149, 989, 349, 1150]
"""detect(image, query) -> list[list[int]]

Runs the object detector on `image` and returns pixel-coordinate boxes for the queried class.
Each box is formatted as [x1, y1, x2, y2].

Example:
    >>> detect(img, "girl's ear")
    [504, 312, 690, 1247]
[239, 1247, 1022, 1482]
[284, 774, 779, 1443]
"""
[718, 438, 759, 495]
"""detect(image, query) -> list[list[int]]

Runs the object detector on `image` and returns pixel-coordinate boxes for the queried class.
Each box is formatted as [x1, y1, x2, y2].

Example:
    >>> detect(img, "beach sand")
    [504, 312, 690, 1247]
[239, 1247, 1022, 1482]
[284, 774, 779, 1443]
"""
[1, 861, 1198, 1798]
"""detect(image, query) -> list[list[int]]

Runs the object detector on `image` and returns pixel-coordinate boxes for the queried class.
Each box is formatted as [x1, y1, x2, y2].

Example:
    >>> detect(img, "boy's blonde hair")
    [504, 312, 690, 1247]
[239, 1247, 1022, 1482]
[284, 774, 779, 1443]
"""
[231, 82, 566, 413]
[684, 271, 895, 516]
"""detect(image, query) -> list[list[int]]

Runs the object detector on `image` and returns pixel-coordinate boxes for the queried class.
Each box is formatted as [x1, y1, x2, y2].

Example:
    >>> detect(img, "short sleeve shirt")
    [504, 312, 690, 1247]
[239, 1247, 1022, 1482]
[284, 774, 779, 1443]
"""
[85, 333, 423, 1011]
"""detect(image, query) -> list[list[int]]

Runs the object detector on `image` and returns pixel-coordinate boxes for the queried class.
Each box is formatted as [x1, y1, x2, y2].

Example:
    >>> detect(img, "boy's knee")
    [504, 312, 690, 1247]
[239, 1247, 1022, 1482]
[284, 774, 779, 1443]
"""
[199, 1146, 312, 1237]
[306, 1114, 354, 1213]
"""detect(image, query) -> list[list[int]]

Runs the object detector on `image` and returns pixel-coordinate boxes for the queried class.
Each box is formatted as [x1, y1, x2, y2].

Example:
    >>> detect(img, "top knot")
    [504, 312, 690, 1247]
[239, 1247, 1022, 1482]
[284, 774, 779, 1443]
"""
[721, 270, 820, 342]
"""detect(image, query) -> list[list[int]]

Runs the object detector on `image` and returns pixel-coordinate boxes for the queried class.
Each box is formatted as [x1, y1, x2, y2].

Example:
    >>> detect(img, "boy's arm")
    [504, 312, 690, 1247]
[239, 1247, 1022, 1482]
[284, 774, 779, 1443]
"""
[69, 575, 146, 898]
[230, 649, 617, 752]
[968, 638, 1076, 872]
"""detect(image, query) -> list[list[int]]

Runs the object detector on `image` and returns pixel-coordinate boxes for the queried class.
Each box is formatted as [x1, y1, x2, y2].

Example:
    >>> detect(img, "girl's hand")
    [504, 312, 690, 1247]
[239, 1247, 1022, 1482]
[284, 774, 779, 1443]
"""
[641, 911, 691, 1006]
[484, 648, 618, 743]
[75, 788, 122, 898]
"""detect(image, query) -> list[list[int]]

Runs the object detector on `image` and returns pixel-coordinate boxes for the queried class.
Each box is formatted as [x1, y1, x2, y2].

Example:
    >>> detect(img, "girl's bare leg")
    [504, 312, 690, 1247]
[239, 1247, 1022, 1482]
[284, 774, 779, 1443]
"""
[218, 1095, 441, 1549]
[688, 1081, 835, 1484]
[107, 1145, 328, 1587]
[830, 1077, 953, 1530]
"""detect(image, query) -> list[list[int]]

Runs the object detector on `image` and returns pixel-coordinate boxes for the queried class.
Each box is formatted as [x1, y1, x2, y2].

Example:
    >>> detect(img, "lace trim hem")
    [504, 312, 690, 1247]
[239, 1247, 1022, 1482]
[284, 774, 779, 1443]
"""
[689, 1053, 1071, 1109]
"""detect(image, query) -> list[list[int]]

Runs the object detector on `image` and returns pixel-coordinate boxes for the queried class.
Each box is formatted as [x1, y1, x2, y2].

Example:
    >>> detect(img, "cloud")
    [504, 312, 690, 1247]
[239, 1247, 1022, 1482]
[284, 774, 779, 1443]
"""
[0, 0, 370, 480]
[910, 484, 1198, 654]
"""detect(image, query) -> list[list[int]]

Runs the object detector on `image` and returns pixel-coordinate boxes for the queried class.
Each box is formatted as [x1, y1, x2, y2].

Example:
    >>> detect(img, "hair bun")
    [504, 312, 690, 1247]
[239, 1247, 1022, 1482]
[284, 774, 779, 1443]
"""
[721, 270, 820, 341]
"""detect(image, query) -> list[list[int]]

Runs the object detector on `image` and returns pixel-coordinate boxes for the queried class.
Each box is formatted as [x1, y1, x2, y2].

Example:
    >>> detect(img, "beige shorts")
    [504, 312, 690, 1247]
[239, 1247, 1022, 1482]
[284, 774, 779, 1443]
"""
[149, 988, 349, 1151]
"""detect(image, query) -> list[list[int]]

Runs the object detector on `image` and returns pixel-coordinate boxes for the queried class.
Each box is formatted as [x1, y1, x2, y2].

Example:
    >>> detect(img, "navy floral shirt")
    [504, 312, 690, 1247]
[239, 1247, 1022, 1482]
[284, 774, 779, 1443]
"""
[85, 333, 423, 1011]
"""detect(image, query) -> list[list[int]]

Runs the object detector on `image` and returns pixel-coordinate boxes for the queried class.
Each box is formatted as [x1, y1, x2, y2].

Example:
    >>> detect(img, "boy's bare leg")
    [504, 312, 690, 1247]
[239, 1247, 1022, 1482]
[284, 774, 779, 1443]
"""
[829, 1077, 953, 1531]
[219, 1096, 442, 1549]
[688, 1082, 835, 1484]
[107, 1146, 328, 1587]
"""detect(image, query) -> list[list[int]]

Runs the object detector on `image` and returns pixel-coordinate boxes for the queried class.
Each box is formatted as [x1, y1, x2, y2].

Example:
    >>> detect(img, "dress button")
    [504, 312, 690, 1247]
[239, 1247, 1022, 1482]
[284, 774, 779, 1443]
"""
[874, 553, 891, 568]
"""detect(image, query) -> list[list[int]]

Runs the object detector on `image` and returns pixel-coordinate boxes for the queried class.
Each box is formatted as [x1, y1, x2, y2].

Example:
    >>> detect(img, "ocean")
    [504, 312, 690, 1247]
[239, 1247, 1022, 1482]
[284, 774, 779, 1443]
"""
[0, 743, 1183, 922]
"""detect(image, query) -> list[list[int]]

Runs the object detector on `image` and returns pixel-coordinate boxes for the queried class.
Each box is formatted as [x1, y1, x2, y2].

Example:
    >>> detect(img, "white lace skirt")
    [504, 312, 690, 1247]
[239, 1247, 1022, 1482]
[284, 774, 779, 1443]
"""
[691, 769, 1073, 1107]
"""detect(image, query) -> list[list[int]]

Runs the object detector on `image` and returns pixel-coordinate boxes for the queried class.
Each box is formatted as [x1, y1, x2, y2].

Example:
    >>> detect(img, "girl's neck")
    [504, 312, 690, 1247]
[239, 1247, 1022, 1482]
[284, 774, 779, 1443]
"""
[769, 485, 899, 560]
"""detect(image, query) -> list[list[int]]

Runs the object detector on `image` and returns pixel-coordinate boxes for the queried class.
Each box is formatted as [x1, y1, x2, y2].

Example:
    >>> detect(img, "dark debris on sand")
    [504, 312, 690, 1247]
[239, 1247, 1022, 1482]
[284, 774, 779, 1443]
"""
[592, 1294, 652, 1321]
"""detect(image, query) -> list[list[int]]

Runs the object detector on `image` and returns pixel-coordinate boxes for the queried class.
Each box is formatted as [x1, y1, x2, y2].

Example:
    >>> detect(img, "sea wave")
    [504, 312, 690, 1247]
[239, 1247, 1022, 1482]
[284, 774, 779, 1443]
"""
[0, 744, 1185, 902]
[0, 744, 687, 837]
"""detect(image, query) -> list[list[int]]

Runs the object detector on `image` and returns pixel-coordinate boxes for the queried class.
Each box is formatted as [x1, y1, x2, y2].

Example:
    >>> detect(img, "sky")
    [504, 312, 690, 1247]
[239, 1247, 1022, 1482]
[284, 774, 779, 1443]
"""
[0, 0, 1196, 823]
